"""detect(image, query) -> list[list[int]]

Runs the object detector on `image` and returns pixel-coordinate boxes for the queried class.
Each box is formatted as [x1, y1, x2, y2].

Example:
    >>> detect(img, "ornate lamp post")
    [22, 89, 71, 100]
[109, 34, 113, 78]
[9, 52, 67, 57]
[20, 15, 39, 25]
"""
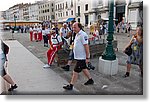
[98, 0, 118, 75]
[101, 0, 116, 60]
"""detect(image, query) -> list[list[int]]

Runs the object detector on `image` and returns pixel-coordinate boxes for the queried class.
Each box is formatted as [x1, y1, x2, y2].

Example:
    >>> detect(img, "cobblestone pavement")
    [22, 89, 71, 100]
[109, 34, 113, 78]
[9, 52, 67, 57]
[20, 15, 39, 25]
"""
[1, 30, 142, 95]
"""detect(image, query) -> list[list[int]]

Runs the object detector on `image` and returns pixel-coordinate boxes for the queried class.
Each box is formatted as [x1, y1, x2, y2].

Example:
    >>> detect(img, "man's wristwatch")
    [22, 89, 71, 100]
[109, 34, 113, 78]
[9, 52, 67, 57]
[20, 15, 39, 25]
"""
[86, 57, 90, 59]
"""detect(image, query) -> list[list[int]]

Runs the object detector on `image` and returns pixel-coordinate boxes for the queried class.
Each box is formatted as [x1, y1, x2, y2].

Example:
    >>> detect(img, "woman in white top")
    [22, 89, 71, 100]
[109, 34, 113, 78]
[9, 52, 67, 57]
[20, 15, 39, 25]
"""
[93, 26, 100, 40]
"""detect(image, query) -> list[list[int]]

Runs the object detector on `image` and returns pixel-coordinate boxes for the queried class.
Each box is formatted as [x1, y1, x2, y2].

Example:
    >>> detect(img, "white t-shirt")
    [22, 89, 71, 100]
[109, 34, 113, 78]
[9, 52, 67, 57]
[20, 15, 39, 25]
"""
[73, 30, 89, 60]
[45, 28, 50, 35]
[94, 30, 99, 36]
[33, 27, 38, 34]
[51, 34, 62, 45]
[42, 30, 46, 36]
[60, 27, 71, 37]
[37, 27, 42, 33]
[29, 27, 33, 32]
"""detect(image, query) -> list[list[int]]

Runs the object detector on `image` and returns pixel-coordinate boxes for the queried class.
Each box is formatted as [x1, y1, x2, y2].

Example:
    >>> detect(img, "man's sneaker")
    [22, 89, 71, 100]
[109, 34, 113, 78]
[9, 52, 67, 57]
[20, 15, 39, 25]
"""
[61, 65, 70, 71]
[43, 64, 50, 68]
[63, 84, 73, 90]
[8, 84, 18, 91]
[123, 72, 130, 78]
[84, 79, 94, 85]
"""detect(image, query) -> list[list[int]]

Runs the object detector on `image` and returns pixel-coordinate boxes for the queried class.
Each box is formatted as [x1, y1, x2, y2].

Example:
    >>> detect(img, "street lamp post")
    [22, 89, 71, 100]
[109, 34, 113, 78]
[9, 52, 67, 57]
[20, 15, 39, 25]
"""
[98, 0, 118, 75]
[14, 15, 17, 32]
[101, 0, 116, 60]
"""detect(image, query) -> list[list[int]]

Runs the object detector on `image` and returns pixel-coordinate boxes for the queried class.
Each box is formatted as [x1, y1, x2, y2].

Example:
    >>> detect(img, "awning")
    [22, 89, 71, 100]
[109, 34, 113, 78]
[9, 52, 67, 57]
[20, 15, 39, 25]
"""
[58, 18, 67, 22]
[66, 18, 75, 22]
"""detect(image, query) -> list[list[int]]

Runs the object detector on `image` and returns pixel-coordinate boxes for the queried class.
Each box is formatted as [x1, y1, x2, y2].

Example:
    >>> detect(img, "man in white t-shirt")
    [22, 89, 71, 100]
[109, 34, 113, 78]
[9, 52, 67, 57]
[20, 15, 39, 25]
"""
[60, 23, 72, 48]
[60, 23, 71, 38]
[63, 22, 94, 90]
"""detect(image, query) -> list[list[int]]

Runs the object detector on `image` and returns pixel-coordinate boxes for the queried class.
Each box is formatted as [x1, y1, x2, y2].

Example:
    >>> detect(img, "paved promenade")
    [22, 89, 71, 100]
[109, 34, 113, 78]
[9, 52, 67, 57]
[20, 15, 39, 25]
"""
[0, 31, 143, 95]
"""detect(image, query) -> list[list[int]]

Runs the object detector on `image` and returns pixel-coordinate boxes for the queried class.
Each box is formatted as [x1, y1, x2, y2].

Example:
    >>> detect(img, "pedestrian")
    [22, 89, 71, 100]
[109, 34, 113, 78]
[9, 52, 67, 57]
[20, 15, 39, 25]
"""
[33, 26, 38, 42]
[42, 26, 47, 47]
[53, 24, 59, 35]
[43, 28, 63, 68]
[61, 21, 76, 71]
[93, 26, 100, 40]
[123, 26, 143, 77]
[60, 23, 72, 49]
[43, 25, 50, 47]
[127, 23, 132, 37]
[0, 40, 18, 91]
[21, 26, 24, 33]
[63, 22, 94, 90]
[37, 25, 42, 41]
[117, 23, 120, 33]
[29, 26, 33, 41]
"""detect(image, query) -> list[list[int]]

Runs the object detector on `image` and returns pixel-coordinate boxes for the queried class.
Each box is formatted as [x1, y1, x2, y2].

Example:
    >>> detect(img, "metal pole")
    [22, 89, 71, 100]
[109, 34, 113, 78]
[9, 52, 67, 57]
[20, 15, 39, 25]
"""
[101, 0, 116, 60]
[14, 15, 17, 31]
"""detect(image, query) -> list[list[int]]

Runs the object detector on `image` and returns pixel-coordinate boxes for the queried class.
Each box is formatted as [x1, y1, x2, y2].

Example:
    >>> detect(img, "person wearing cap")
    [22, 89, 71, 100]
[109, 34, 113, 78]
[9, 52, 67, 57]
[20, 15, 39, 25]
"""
[43, 29, 63, 68]
[60, 23, 72, 49]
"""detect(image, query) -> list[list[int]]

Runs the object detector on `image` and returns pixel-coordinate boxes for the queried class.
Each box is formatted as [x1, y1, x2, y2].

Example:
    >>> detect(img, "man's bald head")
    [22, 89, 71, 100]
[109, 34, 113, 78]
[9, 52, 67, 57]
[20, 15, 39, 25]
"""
[73, 22, 82, 33]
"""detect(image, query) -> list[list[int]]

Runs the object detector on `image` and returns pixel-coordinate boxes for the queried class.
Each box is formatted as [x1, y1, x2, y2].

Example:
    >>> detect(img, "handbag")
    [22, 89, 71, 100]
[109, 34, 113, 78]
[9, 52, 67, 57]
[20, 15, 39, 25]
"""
[124, 45, 132, 56]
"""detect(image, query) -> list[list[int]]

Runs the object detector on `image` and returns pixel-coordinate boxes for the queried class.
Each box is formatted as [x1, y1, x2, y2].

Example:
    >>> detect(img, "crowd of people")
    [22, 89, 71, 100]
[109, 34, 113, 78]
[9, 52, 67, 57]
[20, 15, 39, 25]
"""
[0, 20, 143, 91]
[116, 22, 132, 36]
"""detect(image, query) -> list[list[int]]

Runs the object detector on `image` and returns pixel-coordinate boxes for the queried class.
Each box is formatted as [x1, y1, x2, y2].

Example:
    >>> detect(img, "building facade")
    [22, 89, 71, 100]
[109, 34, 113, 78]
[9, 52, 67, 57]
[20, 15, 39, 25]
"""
[29, 3, 39, 20]
[2, 0, 143, 29]
[38, 0, 55, 21]
[55, 0, 76, 22]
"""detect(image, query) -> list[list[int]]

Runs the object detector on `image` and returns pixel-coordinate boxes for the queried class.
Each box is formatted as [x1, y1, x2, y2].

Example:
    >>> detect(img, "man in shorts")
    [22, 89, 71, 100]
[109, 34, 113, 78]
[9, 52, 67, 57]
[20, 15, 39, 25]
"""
[63, 22, 94, 90]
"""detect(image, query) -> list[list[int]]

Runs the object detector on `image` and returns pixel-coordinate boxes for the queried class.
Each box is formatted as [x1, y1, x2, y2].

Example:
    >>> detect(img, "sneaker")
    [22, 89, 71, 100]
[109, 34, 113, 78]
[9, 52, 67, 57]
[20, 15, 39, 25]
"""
[61, 65, 70, 71]
[84, 79, 94, 85]
[43, 64, 50, 68]
[63, 84, 73, 90]
[8, 84, 18, 91]
[123, 72, 130, 77]
[44, 44, 48, 47]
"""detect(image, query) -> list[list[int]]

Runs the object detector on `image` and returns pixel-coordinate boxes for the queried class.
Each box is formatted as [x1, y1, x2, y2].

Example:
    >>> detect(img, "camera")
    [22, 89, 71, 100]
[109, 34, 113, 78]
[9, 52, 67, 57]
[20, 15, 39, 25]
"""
[87, 62, 95, 70]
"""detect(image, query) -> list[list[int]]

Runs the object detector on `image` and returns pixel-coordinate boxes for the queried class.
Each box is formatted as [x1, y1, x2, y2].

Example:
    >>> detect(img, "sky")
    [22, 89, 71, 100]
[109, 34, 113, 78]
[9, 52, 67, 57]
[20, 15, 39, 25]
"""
[0, 0, 36, 11]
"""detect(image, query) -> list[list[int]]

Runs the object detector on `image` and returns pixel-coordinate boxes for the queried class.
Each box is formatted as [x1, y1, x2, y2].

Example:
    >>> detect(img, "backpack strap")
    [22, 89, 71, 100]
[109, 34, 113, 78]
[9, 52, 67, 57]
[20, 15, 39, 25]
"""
[52, 34, 59, 44]
[56, 34, 59, 44]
